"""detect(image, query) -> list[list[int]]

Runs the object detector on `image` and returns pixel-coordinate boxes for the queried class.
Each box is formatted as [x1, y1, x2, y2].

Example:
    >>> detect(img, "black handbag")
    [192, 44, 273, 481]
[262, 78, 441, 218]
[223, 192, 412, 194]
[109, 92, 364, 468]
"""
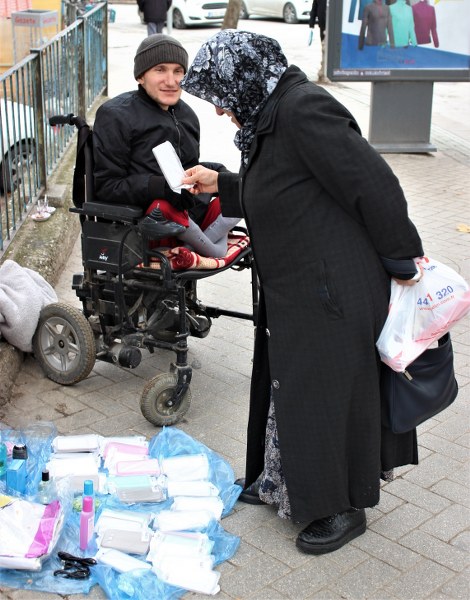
[381, 333, 458, 434]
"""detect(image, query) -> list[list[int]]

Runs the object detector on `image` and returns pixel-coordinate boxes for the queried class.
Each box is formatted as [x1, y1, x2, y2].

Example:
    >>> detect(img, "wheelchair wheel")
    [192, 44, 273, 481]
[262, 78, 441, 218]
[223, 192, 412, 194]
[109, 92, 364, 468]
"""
[140, 373, 191, 427]
[33, 302, 96, 385]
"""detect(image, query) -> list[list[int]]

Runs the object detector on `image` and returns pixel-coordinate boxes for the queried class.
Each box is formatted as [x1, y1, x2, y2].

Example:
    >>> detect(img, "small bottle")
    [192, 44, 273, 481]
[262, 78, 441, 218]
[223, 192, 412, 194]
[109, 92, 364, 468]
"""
[12, 444, 28, 460]
[83, 479, 94, 501]
[37, 470, 56, 504]
[6, 459, 27, 495]
[83, 479, 95, 515]
[79, 496, 94, 550]
[0, 443, 7, 477]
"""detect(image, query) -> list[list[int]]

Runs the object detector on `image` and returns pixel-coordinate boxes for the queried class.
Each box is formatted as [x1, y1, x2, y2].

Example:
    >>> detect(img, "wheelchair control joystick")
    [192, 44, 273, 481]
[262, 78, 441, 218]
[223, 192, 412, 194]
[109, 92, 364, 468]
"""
[138, 205, 186, 238]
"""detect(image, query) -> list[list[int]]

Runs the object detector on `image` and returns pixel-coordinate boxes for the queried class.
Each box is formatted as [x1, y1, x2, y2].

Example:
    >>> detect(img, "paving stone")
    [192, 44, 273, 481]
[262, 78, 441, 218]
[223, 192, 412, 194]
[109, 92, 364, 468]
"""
[53, 407, 108, 434]
[403, 452, 462, 488]
[0, 590, 67, 600]
[36, 390, 89, 415]
[368, 503, 433, 541]
[351, 529, 421, 570]
[419, 504, 470, 543]
[451, 530, 470, 553]
[418, 431, 470, 463]
[400, 529, 470, 572]
[243, 525, 312, 569]
[87, 410, 144, 436]
[381, 558, 455, 599]
[306, 589, 349, 600]
[226, 539, 265, 568]
[221, 554, 291, 598]
[329, 556, 400, 599]
[384, 477, 452, 513]
[270, 555, 343, 598]
[266, 514, 304, 540]
[426, 414, 470, 443]
[222, 505, 278, 540]
[76, 391, 130, 417]
[375, 488, 405, 514]
[438, 567, 470, 600]
[325, 543, 371, 571]
[431, 479, 470, 508]
[61, 373, 115, 397]
[243, 588, 288, 600]
[446, 462, 470, 487]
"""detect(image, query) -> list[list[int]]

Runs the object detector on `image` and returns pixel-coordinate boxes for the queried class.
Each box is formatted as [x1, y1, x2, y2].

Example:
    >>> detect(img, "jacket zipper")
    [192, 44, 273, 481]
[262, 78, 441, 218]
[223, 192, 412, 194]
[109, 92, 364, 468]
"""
[169, 108, 182, 157]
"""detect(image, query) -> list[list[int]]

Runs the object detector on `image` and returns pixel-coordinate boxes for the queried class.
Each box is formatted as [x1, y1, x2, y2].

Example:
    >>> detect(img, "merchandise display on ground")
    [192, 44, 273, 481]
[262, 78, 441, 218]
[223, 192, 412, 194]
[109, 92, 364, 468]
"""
[0, 422, 241, 598]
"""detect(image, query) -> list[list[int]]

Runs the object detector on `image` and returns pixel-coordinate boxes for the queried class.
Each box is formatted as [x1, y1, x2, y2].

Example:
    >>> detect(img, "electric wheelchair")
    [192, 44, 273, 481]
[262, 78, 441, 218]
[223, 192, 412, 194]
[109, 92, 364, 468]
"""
[33, 114, 258, 426]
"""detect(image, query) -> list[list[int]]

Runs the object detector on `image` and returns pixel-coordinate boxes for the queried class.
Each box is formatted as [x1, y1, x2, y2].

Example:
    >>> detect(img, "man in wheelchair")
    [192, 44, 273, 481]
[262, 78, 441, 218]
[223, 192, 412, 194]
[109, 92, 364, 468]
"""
[35, 35, 255, 427]
[93, 33, 240, 258]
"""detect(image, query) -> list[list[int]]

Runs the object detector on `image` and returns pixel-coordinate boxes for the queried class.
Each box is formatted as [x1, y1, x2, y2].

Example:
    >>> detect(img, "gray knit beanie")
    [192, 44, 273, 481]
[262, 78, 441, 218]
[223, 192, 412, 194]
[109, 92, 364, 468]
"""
[134, 34, 188, 79]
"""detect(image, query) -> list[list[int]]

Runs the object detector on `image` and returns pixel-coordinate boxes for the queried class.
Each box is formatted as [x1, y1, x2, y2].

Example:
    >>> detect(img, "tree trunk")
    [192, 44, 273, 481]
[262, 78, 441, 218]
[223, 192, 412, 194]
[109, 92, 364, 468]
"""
[222, 0, 241, 29]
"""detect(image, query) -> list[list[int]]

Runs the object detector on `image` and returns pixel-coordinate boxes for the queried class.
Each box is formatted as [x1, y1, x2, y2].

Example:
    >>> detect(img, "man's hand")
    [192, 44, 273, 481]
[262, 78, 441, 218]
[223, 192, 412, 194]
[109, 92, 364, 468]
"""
[182, 165, 219, 195]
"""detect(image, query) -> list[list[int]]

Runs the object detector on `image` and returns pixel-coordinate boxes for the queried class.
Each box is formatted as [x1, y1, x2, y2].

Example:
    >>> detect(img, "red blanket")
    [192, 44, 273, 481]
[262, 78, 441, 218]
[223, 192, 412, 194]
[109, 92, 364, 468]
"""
[140, 234, 250, 271]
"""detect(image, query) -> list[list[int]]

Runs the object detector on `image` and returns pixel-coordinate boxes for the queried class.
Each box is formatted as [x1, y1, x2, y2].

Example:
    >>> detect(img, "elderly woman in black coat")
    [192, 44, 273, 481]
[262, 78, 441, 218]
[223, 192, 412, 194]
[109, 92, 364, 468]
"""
[181, 30, 424, 554]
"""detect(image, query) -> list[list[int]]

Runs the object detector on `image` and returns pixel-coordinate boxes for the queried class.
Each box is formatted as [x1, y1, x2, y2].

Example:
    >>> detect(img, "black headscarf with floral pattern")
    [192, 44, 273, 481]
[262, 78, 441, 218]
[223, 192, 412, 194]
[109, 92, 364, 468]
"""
[181, 30, 288, 166]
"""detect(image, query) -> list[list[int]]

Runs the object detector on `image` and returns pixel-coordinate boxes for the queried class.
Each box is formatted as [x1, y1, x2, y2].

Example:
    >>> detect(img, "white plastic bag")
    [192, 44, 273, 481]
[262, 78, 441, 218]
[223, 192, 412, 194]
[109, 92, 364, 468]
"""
[377, 257, 470, 372]
[0, 495, 64, 570]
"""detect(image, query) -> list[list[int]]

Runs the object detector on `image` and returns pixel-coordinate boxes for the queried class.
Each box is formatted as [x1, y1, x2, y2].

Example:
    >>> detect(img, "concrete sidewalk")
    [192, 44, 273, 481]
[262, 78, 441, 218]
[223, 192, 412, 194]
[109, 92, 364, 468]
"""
[1, 6, 469, 599]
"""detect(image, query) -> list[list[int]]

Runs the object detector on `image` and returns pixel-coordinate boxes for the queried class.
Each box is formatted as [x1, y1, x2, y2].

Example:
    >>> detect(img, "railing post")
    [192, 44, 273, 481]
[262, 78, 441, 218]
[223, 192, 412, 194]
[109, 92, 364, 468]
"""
[103, 1, 108, 97]
[78, 20, 86, 118]
[30, 48, 47, 193]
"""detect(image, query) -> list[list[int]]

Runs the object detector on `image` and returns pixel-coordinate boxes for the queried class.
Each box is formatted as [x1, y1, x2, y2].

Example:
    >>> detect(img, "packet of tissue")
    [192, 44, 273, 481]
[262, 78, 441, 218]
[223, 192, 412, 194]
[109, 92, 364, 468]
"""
[152, 141, 192, 193]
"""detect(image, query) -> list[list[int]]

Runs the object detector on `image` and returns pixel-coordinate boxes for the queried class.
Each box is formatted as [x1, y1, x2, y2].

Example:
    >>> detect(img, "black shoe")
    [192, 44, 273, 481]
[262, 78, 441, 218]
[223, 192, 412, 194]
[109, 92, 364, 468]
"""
[235, 478, 265, 505]
[296, 508, 366, 554]
[139, 206, 186, 238]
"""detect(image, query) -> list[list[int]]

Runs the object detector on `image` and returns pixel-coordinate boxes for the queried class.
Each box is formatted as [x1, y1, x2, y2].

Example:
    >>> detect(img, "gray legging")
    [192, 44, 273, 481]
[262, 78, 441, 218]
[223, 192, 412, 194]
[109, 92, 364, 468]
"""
[176, 214, 241, 258]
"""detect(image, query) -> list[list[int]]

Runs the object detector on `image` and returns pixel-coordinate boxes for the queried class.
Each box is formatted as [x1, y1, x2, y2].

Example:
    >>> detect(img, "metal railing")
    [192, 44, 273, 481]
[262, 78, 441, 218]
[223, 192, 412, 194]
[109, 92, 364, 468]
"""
[0, 2, 108, 255]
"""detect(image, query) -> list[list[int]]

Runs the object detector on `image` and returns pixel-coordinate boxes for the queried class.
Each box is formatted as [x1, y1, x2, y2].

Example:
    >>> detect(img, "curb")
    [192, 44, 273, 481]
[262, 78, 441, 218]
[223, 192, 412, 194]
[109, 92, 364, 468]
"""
[0, 97, 108, 408]
[0, 123, 81, 406]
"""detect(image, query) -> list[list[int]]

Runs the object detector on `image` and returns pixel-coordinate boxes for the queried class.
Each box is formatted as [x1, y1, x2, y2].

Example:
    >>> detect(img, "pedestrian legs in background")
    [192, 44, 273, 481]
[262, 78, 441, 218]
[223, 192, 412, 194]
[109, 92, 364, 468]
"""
[147, 21, 165, 35]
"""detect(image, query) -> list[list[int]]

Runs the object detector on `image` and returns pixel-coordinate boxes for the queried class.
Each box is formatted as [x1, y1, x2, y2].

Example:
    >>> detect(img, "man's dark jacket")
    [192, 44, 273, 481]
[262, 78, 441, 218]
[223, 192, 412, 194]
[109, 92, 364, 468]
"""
[93, 86, 199, 209]
[93, 86, 224, 222]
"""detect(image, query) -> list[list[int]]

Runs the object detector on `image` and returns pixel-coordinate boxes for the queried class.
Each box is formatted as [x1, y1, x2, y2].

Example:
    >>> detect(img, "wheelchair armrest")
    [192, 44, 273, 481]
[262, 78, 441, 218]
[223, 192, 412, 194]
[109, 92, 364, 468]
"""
[73, 202, 144, 222]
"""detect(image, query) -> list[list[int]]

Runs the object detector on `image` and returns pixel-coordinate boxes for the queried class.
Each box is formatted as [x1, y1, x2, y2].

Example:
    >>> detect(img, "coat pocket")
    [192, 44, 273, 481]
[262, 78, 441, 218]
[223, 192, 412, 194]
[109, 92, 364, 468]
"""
[312, 260, 343, 319]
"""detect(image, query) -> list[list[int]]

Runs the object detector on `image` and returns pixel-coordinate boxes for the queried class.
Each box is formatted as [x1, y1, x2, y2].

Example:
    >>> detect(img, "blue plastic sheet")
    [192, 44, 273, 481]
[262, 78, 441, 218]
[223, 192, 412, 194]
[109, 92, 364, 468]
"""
[0, 424, 241, 598]
[94, 520, 239, 600]
[150, 426, 241, 516]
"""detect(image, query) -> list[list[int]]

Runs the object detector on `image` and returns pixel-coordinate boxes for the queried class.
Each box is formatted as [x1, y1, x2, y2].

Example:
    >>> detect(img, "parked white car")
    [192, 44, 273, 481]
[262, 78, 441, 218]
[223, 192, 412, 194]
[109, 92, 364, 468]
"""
[171, 0, 228, 29]
[240, 0, 311, 23]
[0, 100, 36, 194]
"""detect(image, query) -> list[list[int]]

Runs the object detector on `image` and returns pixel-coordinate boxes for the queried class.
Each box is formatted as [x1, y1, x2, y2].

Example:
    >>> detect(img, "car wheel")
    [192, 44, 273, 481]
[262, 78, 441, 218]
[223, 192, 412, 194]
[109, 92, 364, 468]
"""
[172, 8, 186, 29]
[283, 3, 299, 24]
[0, 140, 36, 194]
[240, 2, 249, 19]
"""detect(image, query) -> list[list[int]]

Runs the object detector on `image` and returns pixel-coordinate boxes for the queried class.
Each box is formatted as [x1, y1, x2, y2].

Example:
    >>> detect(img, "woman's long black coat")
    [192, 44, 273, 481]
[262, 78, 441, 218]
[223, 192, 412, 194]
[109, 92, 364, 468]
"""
[219, 66, 424, 524]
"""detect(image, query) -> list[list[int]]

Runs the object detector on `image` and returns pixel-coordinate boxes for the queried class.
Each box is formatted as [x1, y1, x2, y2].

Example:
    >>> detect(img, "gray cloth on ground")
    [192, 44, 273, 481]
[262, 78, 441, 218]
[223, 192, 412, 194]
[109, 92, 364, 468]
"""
[0, 260, 58, 352]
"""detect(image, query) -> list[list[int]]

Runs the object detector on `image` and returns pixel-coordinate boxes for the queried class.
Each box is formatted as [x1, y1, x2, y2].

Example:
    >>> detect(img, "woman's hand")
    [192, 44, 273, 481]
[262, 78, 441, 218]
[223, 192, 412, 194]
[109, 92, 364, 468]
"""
[393, 263, 424, 286]
[182, 165, 219, 195]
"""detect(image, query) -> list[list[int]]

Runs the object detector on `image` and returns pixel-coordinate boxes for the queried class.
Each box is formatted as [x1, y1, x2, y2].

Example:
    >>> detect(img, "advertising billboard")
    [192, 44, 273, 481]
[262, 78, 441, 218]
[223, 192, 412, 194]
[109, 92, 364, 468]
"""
[327, 0, 470, 81]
